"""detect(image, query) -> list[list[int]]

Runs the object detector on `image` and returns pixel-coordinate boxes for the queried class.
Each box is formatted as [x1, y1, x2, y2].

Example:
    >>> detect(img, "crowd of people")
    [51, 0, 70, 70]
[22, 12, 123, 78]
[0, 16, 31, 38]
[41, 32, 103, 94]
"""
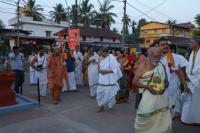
[7, 36, 200, 133]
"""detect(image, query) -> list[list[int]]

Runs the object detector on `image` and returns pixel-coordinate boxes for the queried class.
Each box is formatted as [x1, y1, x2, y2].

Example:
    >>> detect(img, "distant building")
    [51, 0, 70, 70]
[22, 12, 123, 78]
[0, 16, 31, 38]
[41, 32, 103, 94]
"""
[139, 21, 195, 48]
[54, 26, 122, 49]
[7, 16, 69, 52]
[9, 16, 68, 37]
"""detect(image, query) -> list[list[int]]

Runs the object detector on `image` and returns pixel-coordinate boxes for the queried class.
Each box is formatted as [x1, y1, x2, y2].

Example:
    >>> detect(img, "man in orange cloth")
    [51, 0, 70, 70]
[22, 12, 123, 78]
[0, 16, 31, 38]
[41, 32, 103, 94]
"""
[47, 47, 65, 104]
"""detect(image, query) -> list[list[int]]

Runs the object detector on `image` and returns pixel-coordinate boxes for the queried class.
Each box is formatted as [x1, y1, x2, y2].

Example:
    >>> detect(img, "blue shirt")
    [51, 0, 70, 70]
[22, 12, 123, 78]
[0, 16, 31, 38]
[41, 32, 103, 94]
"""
[8, 52, 24, 70]
[66, 58, 75, 72]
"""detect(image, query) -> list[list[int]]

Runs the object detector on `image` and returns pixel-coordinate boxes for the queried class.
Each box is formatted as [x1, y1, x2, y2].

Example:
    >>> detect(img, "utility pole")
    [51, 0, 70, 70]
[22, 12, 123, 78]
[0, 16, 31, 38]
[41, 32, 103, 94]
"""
[122, 0, 126, 48]
[16, 0, 20, 46]
[75, 0, 78, 27]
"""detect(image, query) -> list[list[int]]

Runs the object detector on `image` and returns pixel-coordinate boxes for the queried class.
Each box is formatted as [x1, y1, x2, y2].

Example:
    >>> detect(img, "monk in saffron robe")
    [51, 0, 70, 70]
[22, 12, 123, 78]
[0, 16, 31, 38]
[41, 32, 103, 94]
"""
[47, 47, 64, 104]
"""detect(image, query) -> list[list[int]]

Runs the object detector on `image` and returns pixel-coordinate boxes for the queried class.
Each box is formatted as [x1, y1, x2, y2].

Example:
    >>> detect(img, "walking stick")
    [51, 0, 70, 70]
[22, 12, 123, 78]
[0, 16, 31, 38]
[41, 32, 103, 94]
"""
[37, 77, 41, 104]
[20, 85, 23, 95]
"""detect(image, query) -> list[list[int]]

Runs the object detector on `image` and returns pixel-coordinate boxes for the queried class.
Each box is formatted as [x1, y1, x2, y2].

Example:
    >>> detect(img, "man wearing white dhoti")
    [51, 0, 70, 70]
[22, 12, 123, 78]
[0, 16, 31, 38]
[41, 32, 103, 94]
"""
[87, 49, 99, 97]
[168, 44, 189, 118]
[74, 45, 83, 88]
[96, 48, 122, 112]
[157, 38, 188, 118]
[181, 36, 200, 125]
[28, 51, 37, 85]
[31, 46, 48, 96]
[133, 47, 171, 133]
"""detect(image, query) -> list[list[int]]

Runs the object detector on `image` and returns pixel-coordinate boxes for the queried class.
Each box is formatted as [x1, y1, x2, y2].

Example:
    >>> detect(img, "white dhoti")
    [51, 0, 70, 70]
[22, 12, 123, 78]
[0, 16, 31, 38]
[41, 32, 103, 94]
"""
[165, 73, 179, 108]
[135, 63, 172, 133]
[96, 85, 119, 108]
[36, 54, 48, 96]
[29, 57, 37, 84]
[175, 89, 183, 113]
[74, 51, 83, 86]
[37, 70, 47, 96]
[68, 72, 77, 91]
[96, 54, 122, 109]
[62, 79, 67, 92]
[30, 70, 37, 84]
[75, 65, 83, 85]
[181, 49, 200, 124]
[88, 53, 99, 97]
[181, 82, 200, 124]
[90, 85, 97, 97]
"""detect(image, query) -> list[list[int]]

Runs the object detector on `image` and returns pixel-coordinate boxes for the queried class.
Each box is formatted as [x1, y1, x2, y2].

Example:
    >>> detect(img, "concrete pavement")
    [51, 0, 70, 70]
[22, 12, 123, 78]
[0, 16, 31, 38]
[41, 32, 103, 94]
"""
[0, 74, 199, 133]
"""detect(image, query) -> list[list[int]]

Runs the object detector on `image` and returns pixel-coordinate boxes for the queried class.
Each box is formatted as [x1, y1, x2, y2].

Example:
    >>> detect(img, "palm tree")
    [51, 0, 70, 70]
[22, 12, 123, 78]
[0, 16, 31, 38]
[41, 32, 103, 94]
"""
[0, 19, 5, 29]
[95, 0, 117, 29]
[20, 0, 44, 21]
[112, 27, 118, 33]
[49, 4, 68, 24]
[79, 0, 95, 27]
[70, 4, 81, 26]
[122, 14, 131, 35]
[167, 20, 176, 25]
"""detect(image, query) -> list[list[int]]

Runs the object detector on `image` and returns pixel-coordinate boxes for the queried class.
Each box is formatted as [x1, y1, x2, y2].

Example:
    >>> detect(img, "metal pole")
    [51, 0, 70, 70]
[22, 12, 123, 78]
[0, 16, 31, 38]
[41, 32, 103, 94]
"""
[37, 77, 41, 104]
[20, 85, 23, 95]
[16, 0, 20, 46]
[122, 0, 126, 48]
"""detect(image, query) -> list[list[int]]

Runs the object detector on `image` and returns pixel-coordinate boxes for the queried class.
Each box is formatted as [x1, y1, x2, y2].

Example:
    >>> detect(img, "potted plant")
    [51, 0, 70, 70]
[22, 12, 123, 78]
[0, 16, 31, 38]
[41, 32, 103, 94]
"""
[0, 61, 17, 107]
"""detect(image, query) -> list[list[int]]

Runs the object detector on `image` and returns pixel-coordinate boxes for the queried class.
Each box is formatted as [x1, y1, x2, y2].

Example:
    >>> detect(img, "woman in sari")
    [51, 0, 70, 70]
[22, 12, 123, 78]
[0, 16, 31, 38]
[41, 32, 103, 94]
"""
[116, 50, 130, 103]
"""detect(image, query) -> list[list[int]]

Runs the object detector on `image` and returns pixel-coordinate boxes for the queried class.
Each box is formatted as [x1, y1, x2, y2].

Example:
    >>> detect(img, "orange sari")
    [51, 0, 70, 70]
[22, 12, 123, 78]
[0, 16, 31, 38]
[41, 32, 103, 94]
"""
[47, 54, 64, 102]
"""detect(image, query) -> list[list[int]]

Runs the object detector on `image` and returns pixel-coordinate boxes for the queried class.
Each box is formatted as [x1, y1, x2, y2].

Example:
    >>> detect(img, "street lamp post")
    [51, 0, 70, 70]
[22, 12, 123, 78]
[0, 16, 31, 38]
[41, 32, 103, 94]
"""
[16, 0, 20, 46]
[122, 0, 127, 48]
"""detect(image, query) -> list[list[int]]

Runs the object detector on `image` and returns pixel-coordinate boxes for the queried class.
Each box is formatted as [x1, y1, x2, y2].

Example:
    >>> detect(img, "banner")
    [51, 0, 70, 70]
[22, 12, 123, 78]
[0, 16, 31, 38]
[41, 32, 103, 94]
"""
[68, 28, 80, 49]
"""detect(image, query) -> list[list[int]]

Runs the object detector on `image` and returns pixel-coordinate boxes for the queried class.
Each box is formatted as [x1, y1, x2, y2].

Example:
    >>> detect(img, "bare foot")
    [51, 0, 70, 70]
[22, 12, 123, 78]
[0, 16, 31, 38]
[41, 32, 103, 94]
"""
[108, 108, 114, 114]
[90, 96, 96, 99]
[53, 101, 58, 104]
[97, 106, 104, 113]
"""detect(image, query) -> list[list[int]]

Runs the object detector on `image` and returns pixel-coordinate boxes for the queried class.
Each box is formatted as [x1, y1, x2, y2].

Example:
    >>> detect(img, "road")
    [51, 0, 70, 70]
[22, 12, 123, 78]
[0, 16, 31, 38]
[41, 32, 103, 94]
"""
[0, 73, 199, 133]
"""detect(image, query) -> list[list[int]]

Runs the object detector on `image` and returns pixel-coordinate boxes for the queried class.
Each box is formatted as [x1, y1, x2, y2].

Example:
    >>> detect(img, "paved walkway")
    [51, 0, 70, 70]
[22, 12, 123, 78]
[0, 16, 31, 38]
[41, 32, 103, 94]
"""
[0, 74, 199, 133]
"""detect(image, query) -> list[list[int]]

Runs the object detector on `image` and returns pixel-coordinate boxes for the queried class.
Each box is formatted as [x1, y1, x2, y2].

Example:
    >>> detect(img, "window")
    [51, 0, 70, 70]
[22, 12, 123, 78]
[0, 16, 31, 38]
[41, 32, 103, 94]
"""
[82, 36, 86, 41]
[46, 31, 51, 37]
[100, 37, 103, 41]
[113, 38, 115, 42]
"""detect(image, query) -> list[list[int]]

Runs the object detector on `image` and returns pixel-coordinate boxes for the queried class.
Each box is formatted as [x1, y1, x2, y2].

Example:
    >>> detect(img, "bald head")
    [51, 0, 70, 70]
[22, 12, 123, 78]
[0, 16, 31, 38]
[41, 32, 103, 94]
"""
[148, 47, 161, 56]
[148, 47, 161, 66]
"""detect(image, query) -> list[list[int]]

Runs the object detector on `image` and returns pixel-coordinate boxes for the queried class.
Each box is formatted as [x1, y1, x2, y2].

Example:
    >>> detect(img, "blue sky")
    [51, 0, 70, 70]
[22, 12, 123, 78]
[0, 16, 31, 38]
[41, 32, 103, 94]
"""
[0, 0, 200, 31]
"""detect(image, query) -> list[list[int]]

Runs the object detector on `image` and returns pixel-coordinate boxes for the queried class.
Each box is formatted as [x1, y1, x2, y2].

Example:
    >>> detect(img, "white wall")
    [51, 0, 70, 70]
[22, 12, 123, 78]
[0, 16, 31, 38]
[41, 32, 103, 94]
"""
[9, 16, 67, 37]
[22, 24, 65, 37]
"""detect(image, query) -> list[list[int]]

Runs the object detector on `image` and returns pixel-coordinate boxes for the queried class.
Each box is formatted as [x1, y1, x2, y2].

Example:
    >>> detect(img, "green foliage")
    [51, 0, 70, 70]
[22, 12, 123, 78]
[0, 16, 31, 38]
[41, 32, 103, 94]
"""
[193, 29, 200, 36]
[137, 18, 148, 30]
[166, 20, 177, 25]
[193, 14, 200, 36]
[122, 18, 147, 44]
[79, 0, 95, 27]
[112, 27, 118, 33]
[0, 61, 12, 73]
[19, 0, 44, 21]
[70, 4, 81, 26]
[195, 14, 200, 26]
[94, 0, 117, 29]
[49, 4, 68, 24]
